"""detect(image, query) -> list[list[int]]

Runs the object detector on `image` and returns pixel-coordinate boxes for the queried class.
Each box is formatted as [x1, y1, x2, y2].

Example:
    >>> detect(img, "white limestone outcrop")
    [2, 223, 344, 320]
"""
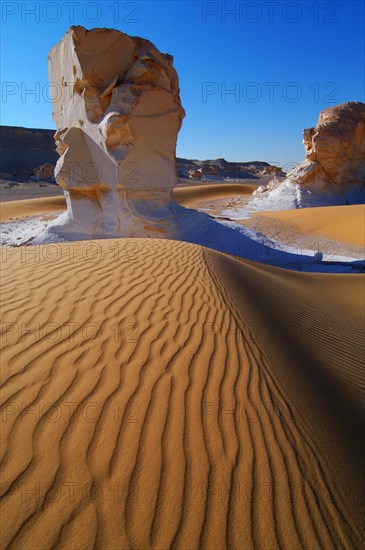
[251, 102, 365, 209]
[39, 26, 185, 240]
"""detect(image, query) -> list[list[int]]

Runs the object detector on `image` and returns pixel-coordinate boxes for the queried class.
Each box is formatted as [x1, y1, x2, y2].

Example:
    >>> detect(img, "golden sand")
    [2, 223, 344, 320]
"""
[0, 184, 256, 223]
[173, 183, 256, 207]
[247, 204, 365, 247]
[1, 238, 363, 549]
[0, 196, 66, 223]
[2, 190, 363, 253]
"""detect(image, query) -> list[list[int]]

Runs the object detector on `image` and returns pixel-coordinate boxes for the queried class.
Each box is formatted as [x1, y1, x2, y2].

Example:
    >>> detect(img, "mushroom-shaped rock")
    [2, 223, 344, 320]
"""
[44, 26, 185, 239]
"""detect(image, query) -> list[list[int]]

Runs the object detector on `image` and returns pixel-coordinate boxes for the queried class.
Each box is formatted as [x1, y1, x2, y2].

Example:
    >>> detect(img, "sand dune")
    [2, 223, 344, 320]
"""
[244, 204, 365, 247]
[1, 238, 363, 549]
[173, 183, 256, 207]
[0, 196, 66, 223]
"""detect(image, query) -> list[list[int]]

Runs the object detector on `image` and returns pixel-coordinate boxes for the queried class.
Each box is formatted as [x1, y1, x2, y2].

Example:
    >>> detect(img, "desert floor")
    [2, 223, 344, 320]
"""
[1, 185, 364, 261]
[0, 178, 262, 203]
[0, 183, 256, 222]
[0, 184, 364, 549]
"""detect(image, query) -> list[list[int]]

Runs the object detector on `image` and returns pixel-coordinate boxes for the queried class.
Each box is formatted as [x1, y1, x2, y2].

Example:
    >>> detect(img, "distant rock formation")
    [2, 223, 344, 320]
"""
[178, 158, 285, 180]
[262, 165, 283, 176]
[290, 102, 365, 197]
[252, 102, 365, 209]
[41, 25, 185, 239]
[189, 169, 202, 180]
[0, 124, 284, 185]
[0, 126, 58, 180]
[31, 163, 55, 182]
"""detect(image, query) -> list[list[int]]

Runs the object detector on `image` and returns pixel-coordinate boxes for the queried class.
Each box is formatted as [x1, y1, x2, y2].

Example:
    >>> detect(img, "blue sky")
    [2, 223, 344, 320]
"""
[1, 0, 364, 167]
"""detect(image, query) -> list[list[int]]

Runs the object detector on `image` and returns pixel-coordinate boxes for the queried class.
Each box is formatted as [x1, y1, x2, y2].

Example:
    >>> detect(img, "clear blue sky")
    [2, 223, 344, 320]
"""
[1, 0, 364, 168]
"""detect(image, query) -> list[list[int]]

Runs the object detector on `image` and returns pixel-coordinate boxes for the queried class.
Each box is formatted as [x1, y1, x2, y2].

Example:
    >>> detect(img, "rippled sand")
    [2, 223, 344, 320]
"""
[1, 238, 363, 548]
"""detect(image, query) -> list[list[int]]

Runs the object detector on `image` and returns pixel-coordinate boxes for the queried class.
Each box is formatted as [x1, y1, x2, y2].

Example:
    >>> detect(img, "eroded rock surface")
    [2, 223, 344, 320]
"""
[42, 25, 185, 239]
[286, 102, 365, 198]
[252, 102, 365, 208]
[32, 163, 55, 182]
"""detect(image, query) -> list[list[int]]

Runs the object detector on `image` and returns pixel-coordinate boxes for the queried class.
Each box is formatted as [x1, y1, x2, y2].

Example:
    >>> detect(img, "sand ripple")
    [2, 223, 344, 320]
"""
[1, 239, 363, 549]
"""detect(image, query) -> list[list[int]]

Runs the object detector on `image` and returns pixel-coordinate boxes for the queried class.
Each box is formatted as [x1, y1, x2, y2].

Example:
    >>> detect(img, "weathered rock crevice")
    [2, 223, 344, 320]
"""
[42, 25, 185, 240]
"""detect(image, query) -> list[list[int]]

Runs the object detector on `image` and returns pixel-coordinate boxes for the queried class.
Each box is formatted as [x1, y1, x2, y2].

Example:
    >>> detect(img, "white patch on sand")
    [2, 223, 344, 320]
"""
[0, 214, 58, 246]
[216, 180, 350, 220]
[1, 207, 363, 273]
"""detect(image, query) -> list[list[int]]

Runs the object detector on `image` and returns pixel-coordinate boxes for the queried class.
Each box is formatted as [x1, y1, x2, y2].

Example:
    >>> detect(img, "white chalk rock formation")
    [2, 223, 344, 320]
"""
[39, 26, 185, 240]
[290, 102, 365, 199]
[251, 102, 365, 210]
